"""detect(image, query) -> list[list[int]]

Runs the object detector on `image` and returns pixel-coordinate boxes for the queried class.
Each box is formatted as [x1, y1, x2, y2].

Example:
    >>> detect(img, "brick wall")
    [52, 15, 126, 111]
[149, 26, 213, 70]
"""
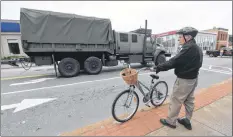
[216, 31, 228, 50]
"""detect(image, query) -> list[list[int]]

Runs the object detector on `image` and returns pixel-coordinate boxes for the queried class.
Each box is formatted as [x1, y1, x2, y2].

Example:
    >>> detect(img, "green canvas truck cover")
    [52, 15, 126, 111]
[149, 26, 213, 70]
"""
[20, 8, 114, 44]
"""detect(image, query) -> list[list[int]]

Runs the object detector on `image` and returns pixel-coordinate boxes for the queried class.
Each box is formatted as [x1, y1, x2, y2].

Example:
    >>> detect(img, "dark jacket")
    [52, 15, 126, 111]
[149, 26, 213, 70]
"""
[157, 39, 203, 79]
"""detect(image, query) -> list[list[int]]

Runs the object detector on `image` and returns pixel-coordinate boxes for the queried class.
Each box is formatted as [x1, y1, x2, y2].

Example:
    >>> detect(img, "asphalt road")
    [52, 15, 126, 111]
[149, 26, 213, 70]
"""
[1, 56, 232, 136]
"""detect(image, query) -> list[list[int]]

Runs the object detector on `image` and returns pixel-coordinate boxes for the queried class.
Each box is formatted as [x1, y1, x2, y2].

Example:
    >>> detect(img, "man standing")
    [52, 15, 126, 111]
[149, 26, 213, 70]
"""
[155, 27, 203, 130]
[220, 48, 224, 57]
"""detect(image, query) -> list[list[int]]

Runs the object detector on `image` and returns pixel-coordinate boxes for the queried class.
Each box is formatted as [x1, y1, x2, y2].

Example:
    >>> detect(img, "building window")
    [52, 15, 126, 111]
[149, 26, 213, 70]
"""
[120, 33, 128, 42]
[8, 42, 20, 54]
[163, 37, 166, 41]
[132, 34, 137, 43]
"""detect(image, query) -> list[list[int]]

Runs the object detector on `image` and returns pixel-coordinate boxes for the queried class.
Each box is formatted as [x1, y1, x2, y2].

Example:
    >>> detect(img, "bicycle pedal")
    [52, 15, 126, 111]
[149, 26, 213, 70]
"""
[145, 103, 151, 107]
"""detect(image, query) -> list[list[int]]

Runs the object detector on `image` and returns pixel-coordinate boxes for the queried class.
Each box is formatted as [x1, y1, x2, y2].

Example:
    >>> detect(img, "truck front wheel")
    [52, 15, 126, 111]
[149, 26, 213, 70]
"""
[84, 56, 102, 74]
[154, 54, 166, 65]
[58, 58, 80, 77]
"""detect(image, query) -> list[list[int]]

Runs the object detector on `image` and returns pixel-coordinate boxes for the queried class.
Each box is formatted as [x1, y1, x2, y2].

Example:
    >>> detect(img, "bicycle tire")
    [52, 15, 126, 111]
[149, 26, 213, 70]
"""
[111, 89, 139, 123]
[150, 81, 168, 107]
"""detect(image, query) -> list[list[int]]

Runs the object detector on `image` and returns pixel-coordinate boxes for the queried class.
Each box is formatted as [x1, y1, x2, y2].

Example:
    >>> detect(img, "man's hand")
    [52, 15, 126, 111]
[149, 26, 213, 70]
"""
[153, 66, 160, 74]
[156, 68, 160, 74]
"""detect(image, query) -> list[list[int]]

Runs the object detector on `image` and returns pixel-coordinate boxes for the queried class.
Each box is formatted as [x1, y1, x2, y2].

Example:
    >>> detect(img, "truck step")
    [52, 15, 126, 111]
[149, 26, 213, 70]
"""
[144, 58, 153, 61]
[145, 56, 153, 58]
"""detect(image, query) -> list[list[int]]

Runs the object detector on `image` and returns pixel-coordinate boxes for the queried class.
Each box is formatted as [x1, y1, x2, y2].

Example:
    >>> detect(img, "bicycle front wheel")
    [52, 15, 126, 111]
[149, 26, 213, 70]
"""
[111, 89, 139, 123]
[150, 81, 168, 106]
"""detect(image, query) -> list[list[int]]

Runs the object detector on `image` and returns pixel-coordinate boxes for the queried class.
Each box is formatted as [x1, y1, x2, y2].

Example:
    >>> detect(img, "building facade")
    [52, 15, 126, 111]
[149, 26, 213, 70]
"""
[153, 30, 217, 54]
[204, 27, 229, 50]
[1, 19, 26, 58]
[228, 34, 232, 48]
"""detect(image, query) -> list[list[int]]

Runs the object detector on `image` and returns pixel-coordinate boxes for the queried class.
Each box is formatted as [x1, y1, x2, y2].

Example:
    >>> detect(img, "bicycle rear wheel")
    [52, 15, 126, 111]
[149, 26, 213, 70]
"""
[111, 89, 139, 123]
[150, 81, 168, 106]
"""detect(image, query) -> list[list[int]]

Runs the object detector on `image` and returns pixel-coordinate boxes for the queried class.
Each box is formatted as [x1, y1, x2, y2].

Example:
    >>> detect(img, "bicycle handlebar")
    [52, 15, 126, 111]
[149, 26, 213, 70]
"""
[123, 63, 157, 74]
[137, 67, 156, 73]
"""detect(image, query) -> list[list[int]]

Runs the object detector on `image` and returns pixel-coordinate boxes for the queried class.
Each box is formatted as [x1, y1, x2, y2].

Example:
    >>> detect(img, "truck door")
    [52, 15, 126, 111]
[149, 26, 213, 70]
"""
[130, 34, 143, 54]
[116, 33, 130, 54]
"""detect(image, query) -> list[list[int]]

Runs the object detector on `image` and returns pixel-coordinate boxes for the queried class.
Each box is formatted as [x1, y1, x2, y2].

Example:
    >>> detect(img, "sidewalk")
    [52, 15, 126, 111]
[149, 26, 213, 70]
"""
[60, 78, 232, 136]
[147, 93, 232, 136]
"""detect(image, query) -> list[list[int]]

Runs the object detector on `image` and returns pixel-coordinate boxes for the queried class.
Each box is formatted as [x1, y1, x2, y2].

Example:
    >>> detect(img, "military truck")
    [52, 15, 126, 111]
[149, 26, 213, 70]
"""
[20, 8, 171, 77]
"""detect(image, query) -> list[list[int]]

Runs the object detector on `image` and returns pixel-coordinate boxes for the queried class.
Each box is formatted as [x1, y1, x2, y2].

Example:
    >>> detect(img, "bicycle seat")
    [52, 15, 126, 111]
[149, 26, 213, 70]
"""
[150, 74, 159, 79]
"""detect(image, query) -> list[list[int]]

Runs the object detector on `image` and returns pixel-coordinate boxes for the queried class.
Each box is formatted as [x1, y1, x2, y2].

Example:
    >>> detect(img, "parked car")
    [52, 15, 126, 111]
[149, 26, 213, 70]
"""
[206, 47, 232, 57]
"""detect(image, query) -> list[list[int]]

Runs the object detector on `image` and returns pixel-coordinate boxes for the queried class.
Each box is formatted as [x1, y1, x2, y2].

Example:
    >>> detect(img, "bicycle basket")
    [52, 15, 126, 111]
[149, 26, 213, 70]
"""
[120, 68, 138, 85]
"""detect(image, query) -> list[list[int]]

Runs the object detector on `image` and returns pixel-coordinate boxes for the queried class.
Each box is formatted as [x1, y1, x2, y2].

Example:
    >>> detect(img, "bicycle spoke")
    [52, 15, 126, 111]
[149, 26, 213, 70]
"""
[126, 108, 130, 116]
[114, 105, 124, 108]
[123, 107, 128, 118]
[128, 106, 136, 110]
[119, 95, 128, 105]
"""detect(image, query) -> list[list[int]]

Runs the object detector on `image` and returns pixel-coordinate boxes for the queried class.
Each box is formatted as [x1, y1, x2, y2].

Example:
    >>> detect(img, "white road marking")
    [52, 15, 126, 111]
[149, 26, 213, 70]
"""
[200, 68, 232, 75]
[1, 103, 20, 111]
[208, 65, 212, 69]
[2, 72, 151, 96]
[1, 98, 57, 113]
[203, 64, 232, 72]
[10, 78, 55, 86]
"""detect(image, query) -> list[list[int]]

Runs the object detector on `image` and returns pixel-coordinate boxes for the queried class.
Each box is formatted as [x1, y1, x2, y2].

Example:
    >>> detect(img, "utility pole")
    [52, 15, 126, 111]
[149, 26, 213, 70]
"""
[143, 20, 147, 64]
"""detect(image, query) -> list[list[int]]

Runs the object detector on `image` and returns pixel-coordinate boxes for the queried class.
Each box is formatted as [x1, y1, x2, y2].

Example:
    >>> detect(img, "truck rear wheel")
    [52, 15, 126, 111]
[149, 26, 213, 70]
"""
[155, 54, 166, 65]
[84, 56, 102, 74]
[58, 58, 80, 77]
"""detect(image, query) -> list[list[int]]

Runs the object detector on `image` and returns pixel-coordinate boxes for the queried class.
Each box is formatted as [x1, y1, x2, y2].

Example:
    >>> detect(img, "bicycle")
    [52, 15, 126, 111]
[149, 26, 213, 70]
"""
[111, 64, 168, 123]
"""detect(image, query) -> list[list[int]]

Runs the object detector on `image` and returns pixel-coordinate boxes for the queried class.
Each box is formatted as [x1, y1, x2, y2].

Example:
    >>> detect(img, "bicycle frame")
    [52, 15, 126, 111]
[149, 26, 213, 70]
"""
[123, 63, 158, 101]
[130, 79, 155, 100]
[126, 66, 157, 100]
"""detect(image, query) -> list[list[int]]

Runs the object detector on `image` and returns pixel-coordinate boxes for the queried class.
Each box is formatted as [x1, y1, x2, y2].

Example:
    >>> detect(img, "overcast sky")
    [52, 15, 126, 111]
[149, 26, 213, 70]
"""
[1, 1, 232, 34]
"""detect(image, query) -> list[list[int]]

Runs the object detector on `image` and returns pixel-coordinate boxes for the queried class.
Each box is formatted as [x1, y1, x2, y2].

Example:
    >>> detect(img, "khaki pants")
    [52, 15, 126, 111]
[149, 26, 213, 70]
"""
[166, 77, 198, 125]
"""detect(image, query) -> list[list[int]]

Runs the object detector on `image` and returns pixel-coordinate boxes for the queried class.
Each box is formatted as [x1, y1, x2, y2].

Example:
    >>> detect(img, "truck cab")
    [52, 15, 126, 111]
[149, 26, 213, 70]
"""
[115, 32, 145, 55]
[115, 31, 156, 55]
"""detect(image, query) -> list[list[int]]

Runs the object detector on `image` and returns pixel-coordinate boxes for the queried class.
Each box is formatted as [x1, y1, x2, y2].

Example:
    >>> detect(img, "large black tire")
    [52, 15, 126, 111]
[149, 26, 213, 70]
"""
[150, 81, 168, 107]
[58, 58, 80, 77]
[111, 90, 139, 123]
[84, 56, 102, 74]
[155, 54, 166, 65]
